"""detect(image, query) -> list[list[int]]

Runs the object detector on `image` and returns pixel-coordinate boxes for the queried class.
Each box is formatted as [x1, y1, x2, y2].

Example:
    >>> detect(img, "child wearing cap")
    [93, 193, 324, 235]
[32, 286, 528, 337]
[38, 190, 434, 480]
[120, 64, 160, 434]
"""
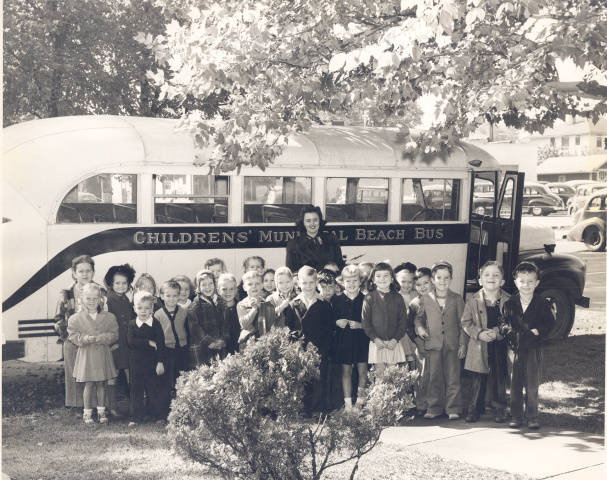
[500, 261, 553, 430]
[414, 261, 466, 420]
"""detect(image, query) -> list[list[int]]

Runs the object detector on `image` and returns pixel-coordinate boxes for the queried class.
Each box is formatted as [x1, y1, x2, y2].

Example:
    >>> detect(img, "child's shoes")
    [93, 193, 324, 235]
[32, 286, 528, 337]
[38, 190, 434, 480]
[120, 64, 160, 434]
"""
[509, 419, 522, 428]
[99, 412, 108, 424]
[83, 411, 94, 425]
[448, 413, 460, 421]
[128, 421, 137, 428]
[423, 412, 441, 419]
[465, 412, 479, 423]
[495, 410, 506, 423]
[528, 421, 540, 430]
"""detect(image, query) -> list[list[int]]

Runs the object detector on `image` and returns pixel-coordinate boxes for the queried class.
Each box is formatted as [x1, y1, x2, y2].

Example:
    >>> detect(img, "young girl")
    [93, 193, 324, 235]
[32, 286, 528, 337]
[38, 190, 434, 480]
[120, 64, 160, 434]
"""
[332, 265, 369, 410]
[266, 267, 299, 333]
[54, 254, 107, 409]
[204, 258, 227, 280]
[217, 273, 241, 354]
[172, 274, 195, 309]
[104, 263, 136, 417]
[187, 270, 229, 367]
[461, 261, 510, 423]
[361, 262, 411, 373]
[414, 261, 466, 420]
[68, 283, 118, 424]
[261, 268, 276, 298]
[395, 262, 418, 370]
[134, 273, 162, 311]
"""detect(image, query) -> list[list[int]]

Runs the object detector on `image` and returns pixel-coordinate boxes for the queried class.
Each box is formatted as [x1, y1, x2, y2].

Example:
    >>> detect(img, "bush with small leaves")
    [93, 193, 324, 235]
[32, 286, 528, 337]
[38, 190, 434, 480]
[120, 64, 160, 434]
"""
[168, 328, 417, 480]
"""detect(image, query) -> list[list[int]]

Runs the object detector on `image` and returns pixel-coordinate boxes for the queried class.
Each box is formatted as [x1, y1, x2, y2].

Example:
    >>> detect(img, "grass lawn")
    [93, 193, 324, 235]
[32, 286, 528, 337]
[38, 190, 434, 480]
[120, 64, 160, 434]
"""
[2, 306, 602, 479]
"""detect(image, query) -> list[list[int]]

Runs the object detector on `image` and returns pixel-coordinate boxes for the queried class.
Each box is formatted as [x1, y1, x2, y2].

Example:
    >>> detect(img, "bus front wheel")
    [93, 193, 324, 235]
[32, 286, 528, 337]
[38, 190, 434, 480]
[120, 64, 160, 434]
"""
[539, 285, 575, 339]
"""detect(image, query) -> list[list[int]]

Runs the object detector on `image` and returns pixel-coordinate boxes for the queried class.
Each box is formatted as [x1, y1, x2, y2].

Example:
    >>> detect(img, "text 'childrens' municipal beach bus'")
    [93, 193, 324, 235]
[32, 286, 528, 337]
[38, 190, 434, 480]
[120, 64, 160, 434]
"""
[2, 116, 589, 361]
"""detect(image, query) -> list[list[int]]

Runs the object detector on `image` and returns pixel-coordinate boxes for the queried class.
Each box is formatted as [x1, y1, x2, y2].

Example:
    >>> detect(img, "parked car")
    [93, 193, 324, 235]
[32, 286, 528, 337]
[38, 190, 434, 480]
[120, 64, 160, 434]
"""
[567, 182, 607, 215]
[568, 189, 607, 251]
[546, 182, 576, 206]
[522, 182, 565, 216]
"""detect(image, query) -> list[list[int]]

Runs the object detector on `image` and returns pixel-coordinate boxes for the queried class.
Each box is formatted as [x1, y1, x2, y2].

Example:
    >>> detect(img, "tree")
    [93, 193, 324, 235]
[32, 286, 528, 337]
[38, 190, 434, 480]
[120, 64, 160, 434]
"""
[2, 0, 225, 126]
[143, 0, 607, 172]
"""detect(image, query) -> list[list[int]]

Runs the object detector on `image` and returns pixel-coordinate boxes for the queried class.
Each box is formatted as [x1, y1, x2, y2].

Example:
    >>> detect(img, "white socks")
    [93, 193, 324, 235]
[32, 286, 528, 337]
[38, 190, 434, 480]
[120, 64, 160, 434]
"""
[344, 397, 353, 410]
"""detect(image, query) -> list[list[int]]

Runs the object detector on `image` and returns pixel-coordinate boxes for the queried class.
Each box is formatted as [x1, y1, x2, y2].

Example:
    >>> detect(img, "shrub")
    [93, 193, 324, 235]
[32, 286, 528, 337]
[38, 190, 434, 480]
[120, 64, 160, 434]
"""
[168, 328, 417, 480]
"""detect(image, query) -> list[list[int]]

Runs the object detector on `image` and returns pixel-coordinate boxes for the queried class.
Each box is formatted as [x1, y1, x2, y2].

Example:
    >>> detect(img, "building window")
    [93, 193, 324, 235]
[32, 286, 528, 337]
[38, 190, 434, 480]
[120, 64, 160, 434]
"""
[154, 174, 228, 223]
[244, 176, 312, 223]
[561, 136, 569, 148]
[326, 177, 389, 222]
[575, 136, 581, 146]
[597, 136, 603, 148]
[57, 174, 137, 223]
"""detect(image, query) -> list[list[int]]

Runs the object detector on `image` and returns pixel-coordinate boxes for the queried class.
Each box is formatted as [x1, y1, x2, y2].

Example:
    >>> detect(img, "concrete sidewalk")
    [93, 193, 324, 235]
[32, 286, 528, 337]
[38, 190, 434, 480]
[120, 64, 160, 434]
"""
[380, 418, 605, 479]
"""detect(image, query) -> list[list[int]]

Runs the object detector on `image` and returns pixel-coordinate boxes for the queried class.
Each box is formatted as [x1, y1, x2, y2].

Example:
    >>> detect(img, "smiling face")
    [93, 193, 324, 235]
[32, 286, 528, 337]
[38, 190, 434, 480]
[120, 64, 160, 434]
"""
[73, 262, 94, 286]
[342, 273, 361, 295]
[218, 279, 237, 304]
[112, 273, 129, 295]
[396, 270, 414, 294]
[373, 269, 393, 293]
[82, 289, 101, 314]
[415, 275, 432, 296]
[514, 271, 539, 298]
[134, 299, 154, 321]
[303, 212, 320, 237]
[479, 264, 504, 294]
[198, 275, 216, 298]
[262, 272, 275, 292]
[275, 273, 293, 296]
[432, 268, 452, 295]
[299, 273, 318, 296]
[177, 281, 191, 304]
[162, 286, 180, 310]
[243, 276, 262, 298]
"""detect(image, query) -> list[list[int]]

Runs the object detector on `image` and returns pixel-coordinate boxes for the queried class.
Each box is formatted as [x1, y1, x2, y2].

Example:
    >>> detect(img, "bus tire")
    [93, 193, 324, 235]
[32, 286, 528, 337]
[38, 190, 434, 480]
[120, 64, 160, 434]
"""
[583, 225, 606, 252]
[531, 206, 543, 216]
[538, 284, 575, 339]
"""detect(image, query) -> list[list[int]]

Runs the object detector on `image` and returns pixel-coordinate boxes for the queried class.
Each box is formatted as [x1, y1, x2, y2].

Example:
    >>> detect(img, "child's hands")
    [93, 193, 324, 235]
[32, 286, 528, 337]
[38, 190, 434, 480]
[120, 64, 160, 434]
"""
[457, 345, 467, 359]
[388, 339, 398, 350]
[148, 340, 157, 350]
[492, 327, 504, 341]
[374, 338, 385, 349]
[530, 328, 539, 336]
[248, 297, 259, 309]
[209, 339, 226, 350]
[416, 326, 430, 340]
[349, 321, 362, 329]
[156, 362, 165, 376]
[336, 319, 349, 328]
[478, 330, 496, 342]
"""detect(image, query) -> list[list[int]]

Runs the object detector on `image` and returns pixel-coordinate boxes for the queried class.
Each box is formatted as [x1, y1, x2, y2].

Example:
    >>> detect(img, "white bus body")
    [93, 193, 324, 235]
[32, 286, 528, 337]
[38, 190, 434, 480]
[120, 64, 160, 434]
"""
[2, 115, 509, 361]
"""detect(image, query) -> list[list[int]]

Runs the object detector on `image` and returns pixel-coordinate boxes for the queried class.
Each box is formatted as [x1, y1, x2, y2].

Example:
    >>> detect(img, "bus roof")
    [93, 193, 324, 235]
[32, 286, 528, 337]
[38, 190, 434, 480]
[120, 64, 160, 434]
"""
[3, 115, 500, 217]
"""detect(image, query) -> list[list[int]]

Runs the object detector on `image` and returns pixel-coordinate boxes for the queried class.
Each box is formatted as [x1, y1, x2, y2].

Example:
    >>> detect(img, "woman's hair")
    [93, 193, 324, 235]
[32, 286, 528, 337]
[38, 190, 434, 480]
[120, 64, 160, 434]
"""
[341, 264, 361, 279]
[71, 254, 95, 271]
[274, 266, 293, 279]
[134, 273, 157, 295]
[171, 275, 195, 297]
[195, 269, 217, 294]
[478, 260, 504, 278]
[159, 279, 181, 296]
[82, 283, 103, 312]
[295, 205, 326, 233]
[103, 264, 136, 290]
[367, 262, 399, 293]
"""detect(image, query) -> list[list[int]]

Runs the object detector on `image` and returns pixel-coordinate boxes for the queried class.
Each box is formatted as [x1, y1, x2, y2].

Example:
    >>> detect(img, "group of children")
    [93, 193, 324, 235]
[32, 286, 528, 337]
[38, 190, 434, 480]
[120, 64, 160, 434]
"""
[55, 253, 553, 429]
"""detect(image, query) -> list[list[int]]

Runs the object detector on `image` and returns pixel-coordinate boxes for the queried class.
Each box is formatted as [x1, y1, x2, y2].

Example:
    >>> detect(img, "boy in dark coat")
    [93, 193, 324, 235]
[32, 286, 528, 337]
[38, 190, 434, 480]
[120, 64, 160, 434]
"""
[500, 262, 554, 430]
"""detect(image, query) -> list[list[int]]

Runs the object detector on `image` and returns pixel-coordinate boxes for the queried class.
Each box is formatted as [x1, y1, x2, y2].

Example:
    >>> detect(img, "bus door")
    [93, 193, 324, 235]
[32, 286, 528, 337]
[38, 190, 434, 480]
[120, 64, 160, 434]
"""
[466, 171, 524, 292]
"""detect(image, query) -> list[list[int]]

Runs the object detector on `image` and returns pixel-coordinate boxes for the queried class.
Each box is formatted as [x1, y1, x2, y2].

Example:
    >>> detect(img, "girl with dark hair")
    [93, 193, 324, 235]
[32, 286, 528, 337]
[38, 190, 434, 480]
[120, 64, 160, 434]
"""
[285, 205, 344, 272]
[104, 263, 136, 416]
[361, 262, 411, 373]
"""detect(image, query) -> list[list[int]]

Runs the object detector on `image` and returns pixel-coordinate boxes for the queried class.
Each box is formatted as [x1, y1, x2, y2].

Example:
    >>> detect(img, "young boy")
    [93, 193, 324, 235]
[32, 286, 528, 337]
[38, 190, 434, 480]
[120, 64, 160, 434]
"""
[266, 266, 299, 333]
[217, 273, 241, 354]
[292, 266, 335, 416]
[127, 291, 168, 426]
[237, 270, 279, 347]
[154, 280, 189, 397]
[204, 258, 227, 280]
[395, 262, 417, 370]
[317, 269, 338, 302]
[461, 261, 510, 423]
[415, 261, 466, 420]
[500, 262, 553, 429]
[237, 256, 266, 300]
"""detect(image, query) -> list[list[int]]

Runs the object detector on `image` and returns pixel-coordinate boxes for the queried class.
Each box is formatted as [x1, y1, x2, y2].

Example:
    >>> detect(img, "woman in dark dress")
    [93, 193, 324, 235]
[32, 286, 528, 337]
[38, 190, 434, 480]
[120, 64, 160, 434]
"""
[285, 205, 345, 272]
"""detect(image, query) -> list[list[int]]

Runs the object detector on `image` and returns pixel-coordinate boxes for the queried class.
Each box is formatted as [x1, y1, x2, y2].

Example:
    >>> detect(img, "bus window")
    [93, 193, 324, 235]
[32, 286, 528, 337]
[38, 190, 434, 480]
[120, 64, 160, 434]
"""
[401, 178, 460, 221]
[326, 178, 388, 222]
[472, 178, 496, 217]
[499, 179, 514, 219]
[244, 176, 311, 223]
[57, 174, 137, 223]
[154, 174, 228, 223]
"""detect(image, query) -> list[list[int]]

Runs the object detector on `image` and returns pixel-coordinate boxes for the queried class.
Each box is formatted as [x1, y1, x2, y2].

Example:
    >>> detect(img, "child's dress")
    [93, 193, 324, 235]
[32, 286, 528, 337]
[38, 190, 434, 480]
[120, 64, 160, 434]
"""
[331, 292, 369, 364]
[68, 310, 118, 382]
[361, 290, 409, 364]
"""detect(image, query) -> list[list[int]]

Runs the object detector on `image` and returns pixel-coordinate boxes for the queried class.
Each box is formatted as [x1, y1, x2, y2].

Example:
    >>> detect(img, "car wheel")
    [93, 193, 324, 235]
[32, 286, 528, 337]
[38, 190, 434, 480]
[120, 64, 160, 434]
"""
[538, 285, 575, 339]
[583, 225, 606, 252]
[531, 206, 543, 216]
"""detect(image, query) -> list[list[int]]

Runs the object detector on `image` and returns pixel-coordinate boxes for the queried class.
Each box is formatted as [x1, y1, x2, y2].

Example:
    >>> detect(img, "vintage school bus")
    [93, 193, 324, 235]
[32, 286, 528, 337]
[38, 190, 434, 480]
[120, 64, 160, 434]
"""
[2, 116, 588, 361]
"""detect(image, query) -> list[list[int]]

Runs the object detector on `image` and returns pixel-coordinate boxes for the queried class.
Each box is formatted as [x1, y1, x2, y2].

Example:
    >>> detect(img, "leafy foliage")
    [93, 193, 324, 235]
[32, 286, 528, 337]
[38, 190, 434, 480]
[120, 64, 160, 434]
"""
[168, 328, 417, 480]
[145, 0, 606, 172]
